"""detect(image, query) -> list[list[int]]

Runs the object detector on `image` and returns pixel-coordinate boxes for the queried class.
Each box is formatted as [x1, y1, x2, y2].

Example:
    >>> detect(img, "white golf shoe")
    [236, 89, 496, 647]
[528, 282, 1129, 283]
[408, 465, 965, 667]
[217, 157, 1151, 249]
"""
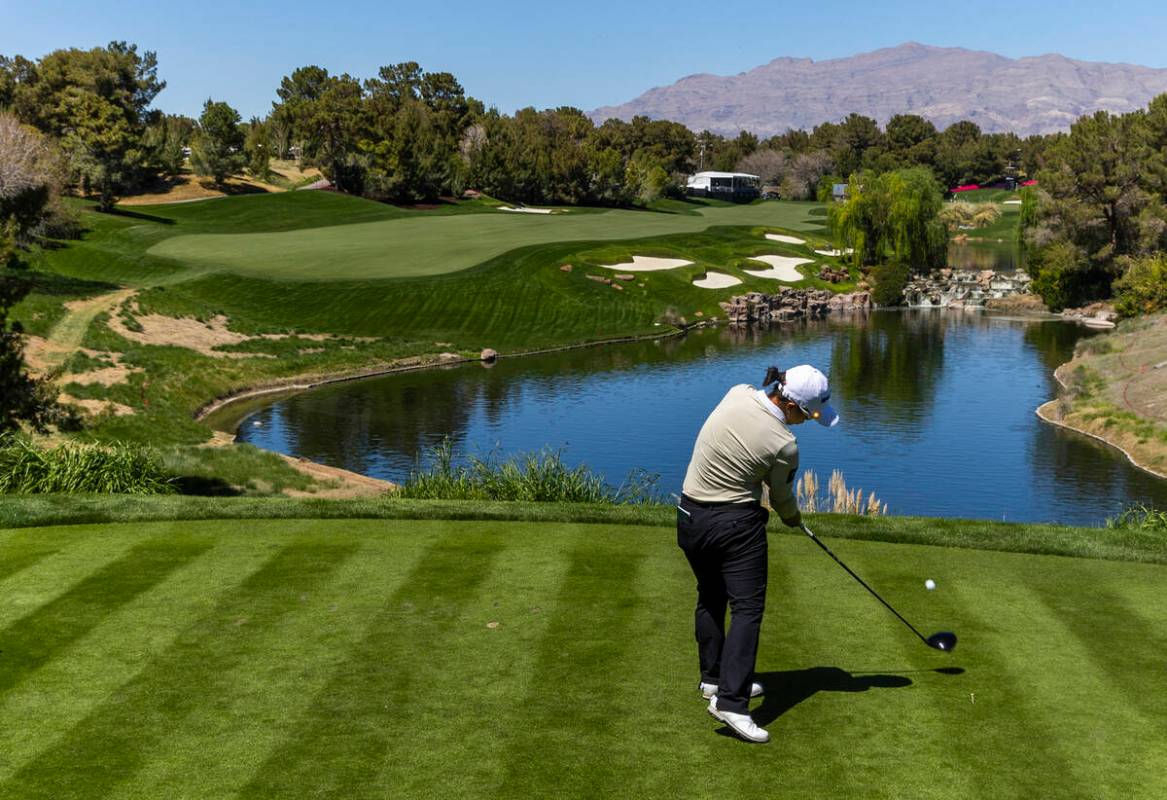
[706, 696, 769, 743]
[699, 681, 764, 699]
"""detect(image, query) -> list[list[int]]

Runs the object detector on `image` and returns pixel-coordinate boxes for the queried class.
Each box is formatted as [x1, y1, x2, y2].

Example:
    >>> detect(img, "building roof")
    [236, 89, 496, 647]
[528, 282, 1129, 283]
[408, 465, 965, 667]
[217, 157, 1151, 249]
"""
[689, 171, 760, 179]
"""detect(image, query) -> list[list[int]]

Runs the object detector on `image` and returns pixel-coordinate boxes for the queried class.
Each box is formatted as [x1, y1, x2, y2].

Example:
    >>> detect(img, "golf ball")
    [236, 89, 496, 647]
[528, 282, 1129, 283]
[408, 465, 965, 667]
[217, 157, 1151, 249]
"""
[925, 579, 936, 591]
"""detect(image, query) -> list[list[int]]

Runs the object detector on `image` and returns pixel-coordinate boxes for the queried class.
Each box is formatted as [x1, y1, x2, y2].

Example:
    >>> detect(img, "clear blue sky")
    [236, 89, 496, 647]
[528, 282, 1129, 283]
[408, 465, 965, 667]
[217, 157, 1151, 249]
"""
[4, 0, 1167, 119]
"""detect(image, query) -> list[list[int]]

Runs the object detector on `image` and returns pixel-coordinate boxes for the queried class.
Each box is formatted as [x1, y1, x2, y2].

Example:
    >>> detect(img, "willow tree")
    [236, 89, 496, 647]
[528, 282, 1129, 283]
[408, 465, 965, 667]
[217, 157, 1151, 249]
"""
[828, 167, 946, 271]
[829, 167, 946, 305]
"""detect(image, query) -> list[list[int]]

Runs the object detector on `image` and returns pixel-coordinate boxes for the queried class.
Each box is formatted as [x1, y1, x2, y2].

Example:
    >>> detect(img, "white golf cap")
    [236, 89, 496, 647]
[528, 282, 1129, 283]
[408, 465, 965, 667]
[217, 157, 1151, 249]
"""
[781, 365, 839, 428]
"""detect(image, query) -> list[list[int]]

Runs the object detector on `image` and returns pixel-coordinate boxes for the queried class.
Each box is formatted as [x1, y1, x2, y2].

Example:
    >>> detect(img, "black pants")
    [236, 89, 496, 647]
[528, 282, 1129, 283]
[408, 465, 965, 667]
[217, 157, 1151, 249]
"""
[676, 496, 769, 714]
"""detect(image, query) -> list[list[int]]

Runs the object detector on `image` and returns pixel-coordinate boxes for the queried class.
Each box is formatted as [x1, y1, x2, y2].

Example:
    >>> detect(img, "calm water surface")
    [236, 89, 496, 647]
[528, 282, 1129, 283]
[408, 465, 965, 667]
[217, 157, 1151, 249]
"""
[234, 311, 1167, 525]
[947, 239, 1026, 272]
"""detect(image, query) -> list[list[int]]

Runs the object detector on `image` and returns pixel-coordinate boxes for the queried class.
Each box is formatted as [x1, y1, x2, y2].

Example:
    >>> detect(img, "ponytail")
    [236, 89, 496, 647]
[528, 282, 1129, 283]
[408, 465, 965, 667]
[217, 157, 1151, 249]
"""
[762, 365, 786, 390]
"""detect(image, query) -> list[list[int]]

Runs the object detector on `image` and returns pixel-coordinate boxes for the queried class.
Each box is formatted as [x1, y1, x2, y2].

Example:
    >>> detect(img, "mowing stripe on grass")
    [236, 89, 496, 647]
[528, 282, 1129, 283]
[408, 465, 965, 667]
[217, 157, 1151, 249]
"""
[742, 538, 936, 798]
[933, 557, 1120, 798]
[572, 540, 701, 799]
[106, 537, 431, 800]
[0, 545, 61, 585]
[494, 544, 646, 797]
[1031, 578, 1167, 744]
[237, 537, 505, 799]
[0, 539, 212, 696]
[372, 530, 573, 798]
[0, 538, 277, 781]
[0, 533, 145, 629]
[1, 541, 356, 800]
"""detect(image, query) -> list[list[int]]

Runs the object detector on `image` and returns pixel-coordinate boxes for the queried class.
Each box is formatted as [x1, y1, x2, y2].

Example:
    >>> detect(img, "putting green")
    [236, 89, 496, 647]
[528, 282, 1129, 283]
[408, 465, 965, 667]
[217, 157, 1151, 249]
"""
[1, 518, 1163, 798]
[147, 203, 823, 281]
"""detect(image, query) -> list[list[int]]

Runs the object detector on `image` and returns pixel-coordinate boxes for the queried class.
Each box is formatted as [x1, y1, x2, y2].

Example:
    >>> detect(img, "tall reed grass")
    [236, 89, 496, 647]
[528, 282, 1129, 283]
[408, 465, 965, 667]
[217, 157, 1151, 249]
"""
[399, 439, 662, 504]
[1106, 503, 1167, 533]
[796, 469, 887, 516]
[0, 436, 174, 494]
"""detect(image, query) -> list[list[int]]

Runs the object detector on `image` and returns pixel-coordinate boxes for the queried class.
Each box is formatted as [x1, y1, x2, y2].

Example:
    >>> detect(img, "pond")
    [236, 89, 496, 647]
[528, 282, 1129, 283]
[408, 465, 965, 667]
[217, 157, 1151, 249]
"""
[947, 239, 1027, 272]
[229, 311, 1167, 526]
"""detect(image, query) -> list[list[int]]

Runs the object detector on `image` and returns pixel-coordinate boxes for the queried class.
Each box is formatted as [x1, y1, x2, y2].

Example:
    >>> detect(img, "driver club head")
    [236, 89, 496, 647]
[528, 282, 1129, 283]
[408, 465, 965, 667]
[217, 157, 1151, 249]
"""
[926, 631, 958, 652]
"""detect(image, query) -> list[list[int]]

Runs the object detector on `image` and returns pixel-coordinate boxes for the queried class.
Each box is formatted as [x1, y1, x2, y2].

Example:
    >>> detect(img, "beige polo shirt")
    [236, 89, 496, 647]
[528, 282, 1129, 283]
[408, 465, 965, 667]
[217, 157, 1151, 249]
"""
[682, 384, 800, 520]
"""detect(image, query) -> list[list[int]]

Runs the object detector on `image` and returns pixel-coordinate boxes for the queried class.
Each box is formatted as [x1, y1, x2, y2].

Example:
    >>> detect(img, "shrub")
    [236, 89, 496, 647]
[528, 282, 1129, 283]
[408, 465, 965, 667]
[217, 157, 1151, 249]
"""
[939, 201, 976, 230]
[1113, 254, 1167, 317]
[1105, 503, 1167, 533]
[971, 204, 1001, 228]
[399, 438, 662, 504]
[1028, 240, 1110, 311]
[0, 435, 174, 494]
[869, 259, 911, 306]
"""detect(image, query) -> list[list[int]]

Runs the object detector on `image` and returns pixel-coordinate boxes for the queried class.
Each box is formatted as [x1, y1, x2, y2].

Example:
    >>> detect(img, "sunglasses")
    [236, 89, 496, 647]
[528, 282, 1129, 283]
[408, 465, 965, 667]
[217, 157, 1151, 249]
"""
[799, 404, 822, 421]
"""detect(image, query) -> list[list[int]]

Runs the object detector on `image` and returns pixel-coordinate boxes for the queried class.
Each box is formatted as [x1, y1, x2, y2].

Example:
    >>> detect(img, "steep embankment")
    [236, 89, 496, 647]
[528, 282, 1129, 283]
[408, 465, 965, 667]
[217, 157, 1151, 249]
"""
[1038, 313, 1167, 479]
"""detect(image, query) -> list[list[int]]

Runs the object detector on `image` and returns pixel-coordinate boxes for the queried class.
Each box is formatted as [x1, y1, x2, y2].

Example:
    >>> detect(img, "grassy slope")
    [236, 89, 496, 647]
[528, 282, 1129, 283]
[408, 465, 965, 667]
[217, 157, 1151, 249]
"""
[16, 193, 849, 448]
[0, 517, 1163, 799]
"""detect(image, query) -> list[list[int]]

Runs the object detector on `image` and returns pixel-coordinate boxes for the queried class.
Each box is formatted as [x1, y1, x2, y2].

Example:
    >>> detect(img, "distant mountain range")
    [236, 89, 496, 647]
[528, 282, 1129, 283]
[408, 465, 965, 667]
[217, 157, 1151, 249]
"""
[590, 43, 1167, 137]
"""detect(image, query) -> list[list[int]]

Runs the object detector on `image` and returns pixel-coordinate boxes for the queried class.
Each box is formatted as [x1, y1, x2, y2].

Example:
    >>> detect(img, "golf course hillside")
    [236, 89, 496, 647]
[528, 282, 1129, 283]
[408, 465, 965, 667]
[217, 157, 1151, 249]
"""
[17, 192, 856, 455]
[1, 514, 1164, 799]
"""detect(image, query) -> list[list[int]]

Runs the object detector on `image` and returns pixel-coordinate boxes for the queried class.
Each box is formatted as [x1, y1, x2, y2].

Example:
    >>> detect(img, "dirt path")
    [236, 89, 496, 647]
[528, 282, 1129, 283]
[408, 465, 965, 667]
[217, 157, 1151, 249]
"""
[24, 289, 135, 376]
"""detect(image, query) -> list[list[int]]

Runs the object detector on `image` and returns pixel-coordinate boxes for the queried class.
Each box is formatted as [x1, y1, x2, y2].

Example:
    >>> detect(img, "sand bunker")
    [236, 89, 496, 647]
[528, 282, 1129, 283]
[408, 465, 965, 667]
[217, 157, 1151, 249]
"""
[693, 272, 743, 289]
[743, 255, 812, 282]
[499, 206, 553, 214]
[814, 248, 854, 257]
[765, 234, 806, 245]
[599, 256, 693, 272]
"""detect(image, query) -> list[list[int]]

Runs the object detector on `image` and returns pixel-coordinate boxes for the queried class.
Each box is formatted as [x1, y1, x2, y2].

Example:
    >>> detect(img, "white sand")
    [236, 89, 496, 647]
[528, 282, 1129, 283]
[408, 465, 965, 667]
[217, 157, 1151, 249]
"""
[765, 233, 806, 244]
[499, 206, 553, 214]
[814, 248, 854, 257]
[599, 255, 693, 272]
[743, 255, 812, 282]
[693, 271, 742, 289]
[1003, 199, 1022, 205]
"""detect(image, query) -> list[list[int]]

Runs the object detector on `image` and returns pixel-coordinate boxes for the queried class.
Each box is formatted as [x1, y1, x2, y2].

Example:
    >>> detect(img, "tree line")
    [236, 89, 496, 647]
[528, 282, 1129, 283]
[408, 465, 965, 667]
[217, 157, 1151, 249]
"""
[2, 41, 1054, 212]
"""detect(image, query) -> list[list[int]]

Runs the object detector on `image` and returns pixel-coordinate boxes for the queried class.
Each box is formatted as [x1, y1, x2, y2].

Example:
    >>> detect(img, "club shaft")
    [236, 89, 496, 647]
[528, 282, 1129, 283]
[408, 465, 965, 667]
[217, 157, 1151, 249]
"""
[800, 524, 928, 644]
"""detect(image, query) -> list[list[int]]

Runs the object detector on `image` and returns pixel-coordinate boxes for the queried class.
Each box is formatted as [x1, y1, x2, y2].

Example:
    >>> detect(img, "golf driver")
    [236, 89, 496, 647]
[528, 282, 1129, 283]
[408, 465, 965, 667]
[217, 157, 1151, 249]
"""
[799, 523, 957, 652]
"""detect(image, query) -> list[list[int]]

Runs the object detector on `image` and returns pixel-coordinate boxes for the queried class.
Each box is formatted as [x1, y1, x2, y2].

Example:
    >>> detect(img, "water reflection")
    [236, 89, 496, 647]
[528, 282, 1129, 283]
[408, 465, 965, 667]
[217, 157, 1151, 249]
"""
[828, 311, 945, 432]
[947, 240, 1026, 272]
[238, 311, 1167, 524]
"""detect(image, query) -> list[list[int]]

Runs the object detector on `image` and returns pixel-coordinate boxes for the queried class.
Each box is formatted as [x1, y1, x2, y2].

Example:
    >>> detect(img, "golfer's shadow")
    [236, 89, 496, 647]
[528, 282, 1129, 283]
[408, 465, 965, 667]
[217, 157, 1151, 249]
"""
[749, 666, 913, 727]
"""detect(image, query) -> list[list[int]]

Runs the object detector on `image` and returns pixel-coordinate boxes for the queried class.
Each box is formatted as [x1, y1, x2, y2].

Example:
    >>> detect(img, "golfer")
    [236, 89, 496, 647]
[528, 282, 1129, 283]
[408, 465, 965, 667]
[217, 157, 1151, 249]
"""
[677, 364, 838, 743]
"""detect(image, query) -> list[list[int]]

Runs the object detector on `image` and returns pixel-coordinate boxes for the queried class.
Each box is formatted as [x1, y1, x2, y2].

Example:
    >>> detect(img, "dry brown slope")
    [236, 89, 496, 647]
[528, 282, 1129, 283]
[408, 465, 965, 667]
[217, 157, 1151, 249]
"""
[1037, 313, 1167, 479]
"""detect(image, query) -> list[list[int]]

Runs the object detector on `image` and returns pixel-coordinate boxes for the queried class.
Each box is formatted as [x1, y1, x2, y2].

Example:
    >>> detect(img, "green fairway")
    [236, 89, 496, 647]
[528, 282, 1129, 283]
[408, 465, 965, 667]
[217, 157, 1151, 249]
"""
[14, 192, 851, 446]
[146, 200, 823, 281]
[1, 518, 1163, 799]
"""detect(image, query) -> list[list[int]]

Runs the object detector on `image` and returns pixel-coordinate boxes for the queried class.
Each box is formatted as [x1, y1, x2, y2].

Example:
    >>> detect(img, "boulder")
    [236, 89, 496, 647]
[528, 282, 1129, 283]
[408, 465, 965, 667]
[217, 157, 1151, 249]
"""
[586, 274, 611, 284]
[614, 273, 635, 281]
[480, 348, 498, 363]
[559, 264, 573, 272]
